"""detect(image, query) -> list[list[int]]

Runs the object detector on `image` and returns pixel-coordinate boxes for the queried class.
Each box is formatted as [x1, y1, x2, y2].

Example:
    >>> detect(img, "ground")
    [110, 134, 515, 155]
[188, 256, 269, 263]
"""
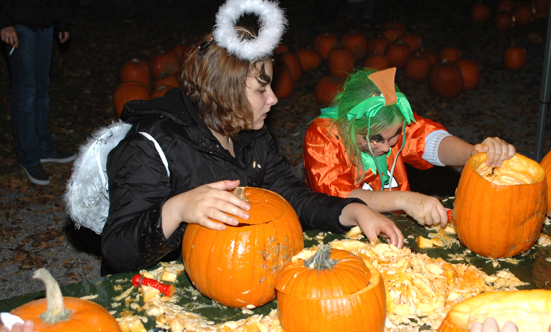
[0, 0, 550, 299]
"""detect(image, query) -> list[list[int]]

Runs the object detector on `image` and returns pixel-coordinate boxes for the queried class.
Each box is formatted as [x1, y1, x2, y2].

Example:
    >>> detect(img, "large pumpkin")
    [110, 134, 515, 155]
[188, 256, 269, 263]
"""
[453, 153, 547, 258]
[539, 150, 551, 216]
[275, 245, 386, 332]
[437, 290, 551, 332]
[11, 268, 121, 331]
[182, 187, 304, 308]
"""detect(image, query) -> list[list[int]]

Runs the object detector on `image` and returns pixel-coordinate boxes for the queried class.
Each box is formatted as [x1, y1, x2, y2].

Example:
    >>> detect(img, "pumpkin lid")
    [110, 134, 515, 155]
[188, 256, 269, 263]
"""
[232, 187, 298, 226]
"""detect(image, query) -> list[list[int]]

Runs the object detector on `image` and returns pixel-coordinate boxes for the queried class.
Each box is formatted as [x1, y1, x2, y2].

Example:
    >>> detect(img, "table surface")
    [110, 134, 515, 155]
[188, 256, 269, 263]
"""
[1, 198, 550, 329]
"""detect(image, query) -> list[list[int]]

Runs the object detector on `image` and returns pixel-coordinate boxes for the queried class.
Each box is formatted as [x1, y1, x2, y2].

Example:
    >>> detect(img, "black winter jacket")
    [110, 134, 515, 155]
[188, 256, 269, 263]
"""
[0, 0, 70, 32]
[102, 88, 364, 273]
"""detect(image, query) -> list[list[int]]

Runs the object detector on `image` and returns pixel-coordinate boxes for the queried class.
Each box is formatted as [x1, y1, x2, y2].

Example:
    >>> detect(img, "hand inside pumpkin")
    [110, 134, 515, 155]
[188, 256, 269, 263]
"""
[472, 137, 516, 168]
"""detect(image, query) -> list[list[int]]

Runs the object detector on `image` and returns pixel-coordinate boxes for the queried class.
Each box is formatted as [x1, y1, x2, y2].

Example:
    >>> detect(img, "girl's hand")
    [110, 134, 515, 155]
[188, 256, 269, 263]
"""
[472, 137, 516, 167]
[396, 192, 449, 227]
[339, 203, 405, 248]
[0, 320, 35, 332]
[470, 318, 518, 332]
[161, 180, 251, 237]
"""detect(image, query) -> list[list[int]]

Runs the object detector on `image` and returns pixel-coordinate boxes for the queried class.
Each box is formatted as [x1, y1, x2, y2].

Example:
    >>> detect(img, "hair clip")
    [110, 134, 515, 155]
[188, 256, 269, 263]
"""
[198, 38, 214, 51]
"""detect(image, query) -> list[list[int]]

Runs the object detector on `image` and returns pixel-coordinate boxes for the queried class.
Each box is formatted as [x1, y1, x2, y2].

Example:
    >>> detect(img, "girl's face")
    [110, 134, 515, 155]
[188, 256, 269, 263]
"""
[355, 122, 403, 157]
[246, 60, 278, 130]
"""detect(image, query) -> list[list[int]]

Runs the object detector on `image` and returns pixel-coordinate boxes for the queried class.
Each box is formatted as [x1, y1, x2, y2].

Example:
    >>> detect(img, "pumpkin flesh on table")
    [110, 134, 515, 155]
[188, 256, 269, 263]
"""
[437, 290, 551, 332]
[182, 187, 304, 308]
[453, 153, 547, 258]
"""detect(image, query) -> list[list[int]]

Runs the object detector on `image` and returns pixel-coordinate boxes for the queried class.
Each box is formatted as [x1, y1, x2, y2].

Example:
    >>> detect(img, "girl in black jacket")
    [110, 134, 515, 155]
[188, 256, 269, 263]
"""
[101, 4, 404, 274]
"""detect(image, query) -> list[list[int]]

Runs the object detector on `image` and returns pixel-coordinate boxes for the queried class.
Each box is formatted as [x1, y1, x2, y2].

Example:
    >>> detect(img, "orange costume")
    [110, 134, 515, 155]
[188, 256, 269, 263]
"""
[303, 114, 447, 198]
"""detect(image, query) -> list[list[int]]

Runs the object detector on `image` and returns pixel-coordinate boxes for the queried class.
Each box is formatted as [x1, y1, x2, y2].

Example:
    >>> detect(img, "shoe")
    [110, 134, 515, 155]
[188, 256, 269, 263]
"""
[40, 150, 77, 163]
[22, 163, 51, 186]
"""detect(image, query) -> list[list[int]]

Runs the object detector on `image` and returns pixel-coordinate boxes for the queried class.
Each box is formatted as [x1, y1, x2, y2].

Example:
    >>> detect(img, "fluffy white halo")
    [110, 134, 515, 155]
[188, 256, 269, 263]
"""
[213, 0, 287, 61]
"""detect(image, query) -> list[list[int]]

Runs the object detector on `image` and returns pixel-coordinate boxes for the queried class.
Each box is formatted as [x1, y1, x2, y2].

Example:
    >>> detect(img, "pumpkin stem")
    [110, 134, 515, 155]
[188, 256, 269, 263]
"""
[304, 244, 338, 270]
[233, 186, 249, 202]
[33, 268, 72, 323]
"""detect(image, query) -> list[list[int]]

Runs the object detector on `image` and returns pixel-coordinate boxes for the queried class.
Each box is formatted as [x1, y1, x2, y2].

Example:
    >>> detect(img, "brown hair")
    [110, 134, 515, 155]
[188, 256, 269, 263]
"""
[180, 27, 272, 137]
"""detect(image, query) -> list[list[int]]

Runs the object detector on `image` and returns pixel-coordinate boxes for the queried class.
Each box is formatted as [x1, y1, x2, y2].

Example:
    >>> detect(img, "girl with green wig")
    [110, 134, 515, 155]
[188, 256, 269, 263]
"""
[303, 67, 516, 227]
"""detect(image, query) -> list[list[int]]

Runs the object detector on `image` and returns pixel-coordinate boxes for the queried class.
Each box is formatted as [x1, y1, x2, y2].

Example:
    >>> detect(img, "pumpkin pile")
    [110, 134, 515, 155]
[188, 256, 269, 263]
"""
[181, 186, 304, 309]
[453, 152, 548, 258]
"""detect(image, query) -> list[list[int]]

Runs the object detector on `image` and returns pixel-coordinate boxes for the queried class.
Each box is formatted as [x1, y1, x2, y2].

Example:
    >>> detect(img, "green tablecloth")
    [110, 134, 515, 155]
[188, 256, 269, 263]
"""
[1, 199, 550, 329]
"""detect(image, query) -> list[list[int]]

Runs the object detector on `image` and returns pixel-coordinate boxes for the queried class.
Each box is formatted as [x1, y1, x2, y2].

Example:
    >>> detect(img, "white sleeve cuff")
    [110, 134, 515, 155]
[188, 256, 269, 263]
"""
[422, 130, 452, 166]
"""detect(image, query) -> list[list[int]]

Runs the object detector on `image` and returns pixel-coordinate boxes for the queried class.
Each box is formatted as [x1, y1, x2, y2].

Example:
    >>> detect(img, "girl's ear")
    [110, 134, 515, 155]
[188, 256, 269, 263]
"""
[368, 68, 397, 106]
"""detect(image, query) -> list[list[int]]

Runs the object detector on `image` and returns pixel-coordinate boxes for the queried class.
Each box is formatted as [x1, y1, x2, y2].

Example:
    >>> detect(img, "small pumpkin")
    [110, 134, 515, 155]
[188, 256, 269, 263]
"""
[277, 51, 303, 82]
[470, 3, 491, 22]
[367, 37, 390, 56]
[384, 39, 411, 69]
[327, 47, 356, 78]
[341, 30, 369, 60]
[295, 48, 322, 71]
[314, 32, 339, 59]
[439, 47, 462, 61]
[453, 153, 547, 258]
[315, 75, 345, 105]
[275, 244, 386, 332]
[456, 59, 480, 90]
[513, 1, 534, 24]
[532, 0, 551, 19]
[11, 268, 122, 331]
[539, 150, 551, 216]
[419, 46, 438, 64]
[381, 26, 405, 42]
[494, 11, 515, 30]
[113, 81, 151, 117]
[405, 51, 432, 82]
[119, 58, 152, 91]
[400, 33, 423, 52]
[148, 49, 180, 79]
[182, 187, 304, 308]
[497, 0, 515, 12]
[429, 59, 464, 99]
[363, 51, 391, 71]
[272, 63, 294, 99]
[503, 45, 527, 69]
[437, 290, 551, 332]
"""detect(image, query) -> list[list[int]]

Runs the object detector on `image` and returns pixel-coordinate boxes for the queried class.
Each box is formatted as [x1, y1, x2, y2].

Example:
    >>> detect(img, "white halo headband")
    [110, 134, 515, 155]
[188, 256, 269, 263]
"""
[213, 0, 288, 61]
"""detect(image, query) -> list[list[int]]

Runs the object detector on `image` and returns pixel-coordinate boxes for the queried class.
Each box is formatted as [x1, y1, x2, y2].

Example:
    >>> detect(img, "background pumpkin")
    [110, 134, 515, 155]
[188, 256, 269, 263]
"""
[271, 63, 295, 99]
[148, 49, 180, 79]
[295, 48, 322, 71]
[470, 2, 491, 22]
[314, 32, 339, 59]
[405, 51, 432, 82]
[539, 150, 551, 216]
[275, 245, 386, 332]
[494, 11, 515, 30]
[367, 37, 390, 56]
[277, 51, 303, 82]
[384, 39, 411, 69]
[439, 47, 462, 61]
[503, 45, 527, 69]
[12, 268, 122, 332]
[363, 51, 391, 71]
[327, 47, 356, 78]
[181, 187, 304, 308]
[400, 33, 423, 52]
[113, 81, 151, 117]
[341, 30, 368, 60]
[453, 153, 547, 258]
[456, 59, 480, 90]
[119, 58, 152, 91]
[429, 59, 464, 99]
[315, 75, 345, 104]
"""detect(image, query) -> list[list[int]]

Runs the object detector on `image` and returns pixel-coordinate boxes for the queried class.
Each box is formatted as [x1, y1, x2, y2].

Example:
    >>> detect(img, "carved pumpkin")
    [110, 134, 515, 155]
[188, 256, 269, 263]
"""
[113, 81, 151, 117]
[314, 32, 339, 59]
[453, 153, 547, 258]
[539, 150, 551, 216]
[470, 3, 491, 22]
[341, 30, 368, 60]
[405, 51, 432, 82]
[119, 58, 152, 91]
[12, 268, 121, 332]
[182, 187, 304, 308]
[429, 59, 464, 99]
[363, 52, 391, 71]
[148, 49, 180, 79]
[275, 245, 386, 332]
[295, 48, 322, 71]
[327, 47, 356, 78]
[456, 59, 480, 90]
[437, 290, 551, 332]
[272, 63, 294, 99]
[503, 45, 526, 69]
[384, 39, 411, 69]
[277, 51, 303, 82]
[315, 75, 345, 105]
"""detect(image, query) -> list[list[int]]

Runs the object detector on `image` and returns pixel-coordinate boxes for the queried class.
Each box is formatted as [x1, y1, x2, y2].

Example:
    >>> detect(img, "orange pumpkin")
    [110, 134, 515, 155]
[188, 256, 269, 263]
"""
[119, 58, 152, 91]
[153, 72, 181, 89]
[513, 1, 534, 24]
[400, 33, 423, 52]
[470, 3, 491, 22]
[503, 45, 527, 69]
[439, 47, 462, 61]
[456, 59, 480, 90]
[173, 41, 193, 65]
[384, 39, 411, 69]
[494, 11, 515, 30]
[429, 59, 464, 99]
[405, 51, 432, 82]
[314, 32, 339, 59]
[275, 245, 386, 332]
[12, 268, 121, 332]
[277, 51, 303, 82]
[274, 43, 290, 55]
[295, 48, 322, 71]
[271, 64, 294, 99]
[381, 26, 405, 42]
[181, 187, 304, 308]
[113, 81, 151, 117]
[367, 37, 390, 56]
[315, 75, 345, 104]
[453, 153, 547, 258]
[437, 290, 551, 332]
[532, 0, 550, 19]
[150, 84, 174, 99]
[341, 30, 368, 60]
[363, 52, 391, 71]
[148, 49, 180, 79]
[327, 47, 356, 78]
[419, 46, 438, 64]
[539, 150, 551, 216]
[498, 0, 515, 12]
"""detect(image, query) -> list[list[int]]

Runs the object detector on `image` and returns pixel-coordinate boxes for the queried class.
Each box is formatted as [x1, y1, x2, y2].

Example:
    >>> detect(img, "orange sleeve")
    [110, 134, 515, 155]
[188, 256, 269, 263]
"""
[303, 118, 359, 198]
[401, 112, 447, 169]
